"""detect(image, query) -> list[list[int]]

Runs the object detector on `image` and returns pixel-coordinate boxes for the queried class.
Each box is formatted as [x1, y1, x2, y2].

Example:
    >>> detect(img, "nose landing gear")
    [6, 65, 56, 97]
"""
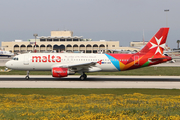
[25, 71, 30, 80]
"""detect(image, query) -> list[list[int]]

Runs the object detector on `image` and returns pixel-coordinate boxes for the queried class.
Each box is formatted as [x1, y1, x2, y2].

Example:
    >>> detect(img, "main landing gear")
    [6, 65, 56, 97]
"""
[80, 73, 87, 80]
[25, 71, 30, 80]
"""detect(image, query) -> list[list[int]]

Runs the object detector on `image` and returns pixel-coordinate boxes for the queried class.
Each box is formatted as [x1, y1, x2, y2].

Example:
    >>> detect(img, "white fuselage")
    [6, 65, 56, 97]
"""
[5, 53, 119, 72]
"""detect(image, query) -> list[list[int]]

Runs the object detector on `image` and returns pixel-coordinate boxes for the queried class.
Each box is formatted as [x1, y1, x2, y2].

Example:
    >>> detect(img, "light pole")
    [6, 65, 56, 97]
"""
[33, 34, 38, 53]
[164, 9, 169, 26]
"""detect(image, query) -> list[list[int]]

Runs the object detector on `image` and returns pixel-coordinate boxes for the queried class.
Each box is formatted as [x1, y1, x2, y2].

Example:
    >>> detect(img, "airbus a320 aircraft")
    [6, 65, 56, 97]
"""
[5, 28, 172, 80]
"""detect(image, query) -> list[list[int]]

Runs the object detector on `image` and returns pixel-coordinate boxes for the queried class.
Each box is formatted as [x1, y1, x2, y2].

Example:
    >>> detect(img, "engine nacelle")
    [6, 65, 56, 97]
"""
[52, 67, 75, 78]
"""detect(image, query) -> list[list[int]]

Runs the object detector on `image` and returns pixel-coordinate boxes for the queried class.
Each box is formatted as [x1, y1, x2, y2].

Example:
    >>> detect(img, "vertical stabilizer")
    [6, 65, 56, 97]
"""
[137, 28, 169, 55]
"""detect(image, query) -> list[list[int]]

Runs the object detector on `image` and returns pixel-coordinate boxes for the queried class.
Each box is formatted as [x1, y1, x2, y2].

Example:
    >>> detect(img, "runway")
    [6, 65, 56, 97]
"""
[0, 75, 179, 89]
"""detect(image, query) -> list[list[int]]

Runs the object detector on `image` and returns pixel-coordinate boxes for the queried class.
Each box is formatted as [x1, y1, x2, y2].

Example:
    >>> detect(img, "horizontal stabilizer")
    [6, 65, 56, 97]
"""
[148, 57, 170, 62]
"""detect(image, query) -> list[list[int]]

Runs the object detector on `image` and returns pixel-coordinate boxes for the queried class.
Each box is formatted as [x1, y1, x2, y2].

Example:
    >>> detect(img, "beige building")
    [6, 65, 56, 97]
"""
[130, 41, 148, 48]
[2, 31, 139, 54]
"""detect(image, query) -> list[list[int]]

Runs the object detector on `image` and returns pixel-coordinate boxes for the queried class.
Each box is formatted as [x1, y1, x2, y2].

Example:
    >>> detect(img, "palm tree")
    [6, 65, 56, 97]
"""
[177, 40, 180, 49]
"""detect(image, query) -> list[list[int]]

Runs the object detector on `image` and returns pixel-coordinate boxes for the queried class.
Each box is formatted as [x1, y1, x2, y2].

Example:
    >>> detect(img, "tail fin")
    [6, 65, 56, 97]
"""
[137, 27, 169, 55]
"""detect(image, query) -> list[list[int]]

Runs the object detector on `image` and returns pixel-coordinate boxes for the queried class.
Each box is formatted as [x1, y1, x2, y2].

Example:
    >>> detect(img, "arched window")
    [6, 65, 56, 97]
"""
[14, 45, 19, 47]
[80, 44, 85, 47]
[47, 44, 52, 48]
[27, 45, 32, 47]
[66, 44, 72, 47]
[34, 45, 39, 47]
[40, 44, 45, 47]
[99, 44, 105, 47]
[53, 45, 58, 49]
[93, 44, 98, 47]
[21, 45, 26, 47]
[86, 44, 91, 47]
[59, 45, 65, 50]
[73, 44, 78, 47]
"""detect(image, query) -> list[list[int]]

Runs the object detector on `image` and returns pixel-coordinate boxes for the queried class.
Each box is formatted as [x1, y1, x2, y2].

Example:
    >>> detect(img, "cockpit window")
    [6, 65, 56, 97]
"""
[12, 57, 18, 60]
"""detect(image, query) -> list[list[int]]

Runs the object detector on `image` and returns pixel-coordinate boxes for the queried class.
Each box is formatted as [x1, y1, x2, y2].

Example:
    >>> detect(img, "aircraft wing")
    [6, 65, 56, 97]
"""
[52, 61, 100, 72]
[63, 62, 96, 68]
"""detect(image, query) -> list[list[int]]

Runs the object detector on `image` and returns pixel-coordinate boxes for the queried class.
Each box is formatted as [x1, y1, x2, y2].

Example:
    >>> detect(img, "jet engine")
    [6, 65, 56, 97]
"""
[52, 67, 75, 78]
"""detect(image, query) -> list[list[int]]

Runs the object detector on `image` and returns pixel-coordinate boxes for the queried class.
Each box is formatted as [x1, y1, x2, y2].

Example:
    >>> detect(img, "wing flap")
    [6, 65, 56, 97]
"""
[59, 62, 96, 68]
[51, 62, 98, 71]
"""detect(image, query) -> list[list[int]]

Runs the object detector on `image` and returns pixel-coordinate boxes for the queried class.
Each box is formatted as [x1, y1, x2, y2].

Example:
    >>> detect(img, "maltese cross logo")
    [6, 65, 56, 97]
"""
[97, 60, 102, 65]
[149, 36, 165, 54]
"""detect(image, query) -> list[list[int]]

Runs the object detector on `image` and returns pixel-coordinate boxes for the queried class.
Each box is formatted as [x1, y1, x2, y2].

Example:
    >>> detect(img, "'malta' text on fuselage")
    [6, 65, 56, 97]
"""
[32, 55, 61, 63]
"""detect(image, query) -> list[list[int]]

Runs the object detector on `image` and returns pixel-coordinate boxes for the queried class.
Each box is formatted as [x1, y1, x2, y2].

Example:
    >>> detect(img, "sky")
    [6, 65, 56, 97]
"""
[0, 0, 180, 49]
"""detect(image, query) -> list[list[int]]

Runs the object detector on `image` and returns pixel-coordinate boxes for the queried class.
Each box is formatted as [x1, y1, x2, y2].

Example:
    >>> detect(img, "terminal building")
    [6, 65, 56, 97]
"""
[130, 41, 148, 47]
[2, 31, 139, 54]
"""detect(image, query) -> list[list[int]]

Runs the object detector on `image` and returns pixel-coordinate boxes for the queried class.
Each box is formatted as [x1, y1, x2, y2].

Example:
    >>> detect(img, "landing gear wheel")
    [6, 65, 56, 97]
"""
[25, 71, 30, 80]
[80, 75, 85, 80]
[25, 76, 29, 80]
[80, 74, 87, 80]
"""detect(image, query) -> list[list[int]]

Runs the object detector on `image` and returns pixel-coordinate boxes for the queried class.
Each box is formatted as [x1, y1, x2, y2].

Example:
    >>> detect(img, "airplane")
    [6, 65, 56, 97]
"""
[5, 27, 172, 80]
[0, 50, 14, 57]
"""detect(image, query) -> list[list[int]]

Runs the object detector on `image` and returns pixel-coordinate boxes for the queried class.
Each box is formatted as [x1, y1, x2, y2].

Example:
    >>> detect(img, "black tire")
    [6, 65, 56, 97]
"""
[25, 76, 29, 80]
[80, 75, 85, 80]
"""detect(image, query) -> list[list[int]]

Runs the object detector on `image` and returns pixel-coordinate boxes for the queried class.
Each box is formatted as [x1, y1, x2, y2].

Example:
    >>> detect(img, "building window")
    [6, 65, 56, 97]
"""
[86, 50, 91, 53]
[93, 50, 97, 53]
[34, 45, 39, 47]
[112, 45, 115, 47]
[40, 39, 46, 42]
[14, 45, 19, 47]
[67, 39, 72, 41]
[60, 39, 65, 41]
[53, 39, 59, 41]
[86, 44, 91, 47]
[80, 44, 85, 47]
[73, 39, 78, 41]
[73, 44, 78, 47]
[40, 45, 45, 47]
[47, 44, 52, 47]
[93, 44, 98, 47]
[21, 45, 26, 47]
[99, 44, 105, 47]
[47, 39, 52, 41]
[67, 44, 72, 47]
[27, 45, 32, 47]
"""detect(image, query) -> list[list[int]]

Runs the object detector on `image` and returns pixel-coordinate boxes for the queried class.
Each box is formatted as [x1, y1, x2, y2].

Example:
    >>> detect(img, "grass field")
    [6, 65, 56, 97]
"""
[0, 66, 180, 76]
[0, 89, 180, 119]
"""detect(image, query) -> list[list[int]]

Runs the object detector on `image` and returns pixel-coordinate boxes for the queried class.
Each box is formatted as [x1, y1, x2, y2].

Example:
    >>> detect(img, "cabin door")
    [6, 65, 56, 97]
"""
[24, 54, 29, 65]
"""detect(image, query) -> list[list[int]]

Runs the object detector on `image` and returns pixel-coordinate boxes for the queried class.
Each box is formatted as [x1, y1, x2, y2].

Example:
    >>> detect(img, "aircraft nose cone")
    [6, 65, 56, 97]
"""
[5, 61, 12, 68]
